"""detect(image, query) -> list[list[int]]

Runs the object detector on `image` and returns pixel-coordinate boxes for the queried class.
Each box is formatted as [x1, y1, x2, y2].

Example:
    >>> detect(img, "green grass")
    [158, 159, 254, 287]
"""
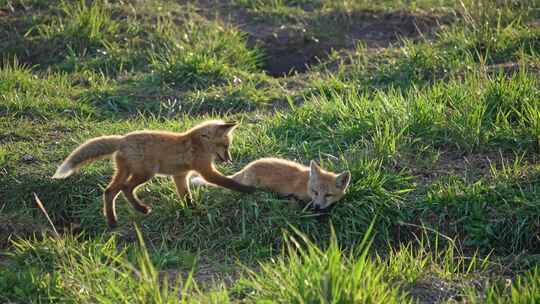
[1, 0, 539, 302]
[150, 19, 262, 89]
[36, 0, 119, 54]
[0, 228, 194, 303]
[240, 225, 410, 303]
[478, 267, 540, 303]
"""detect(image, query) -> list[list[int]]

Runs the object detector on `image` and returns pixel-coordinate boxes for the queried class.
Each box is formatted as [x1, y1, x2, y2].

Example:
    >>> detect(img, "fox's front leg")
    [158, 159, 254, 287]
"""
[172, 172, 193, 204]
[198, 166, 256, 193]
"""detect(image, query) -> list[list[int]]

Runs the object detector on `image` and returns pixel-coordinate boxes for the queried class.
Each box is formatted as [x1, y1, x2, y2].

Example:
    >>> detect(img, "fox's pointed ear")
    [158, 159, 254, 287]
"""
[309, 160, 322, 178]
[217, 122, 238, 135]
[336, 171, 351, 190]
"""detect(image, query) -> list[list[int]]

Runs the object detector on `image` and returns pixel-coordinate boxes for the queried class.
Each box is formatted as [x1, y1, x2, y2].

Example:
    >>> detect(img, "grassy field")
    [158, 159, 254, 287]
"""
[1, 0, 539, 302]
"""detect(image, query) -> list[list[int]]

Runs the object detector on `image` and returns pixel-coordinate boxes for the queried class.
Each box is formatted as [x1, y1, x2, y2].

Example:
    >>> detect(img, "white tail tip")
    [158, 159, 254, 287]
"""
[52, 162, 73, 179]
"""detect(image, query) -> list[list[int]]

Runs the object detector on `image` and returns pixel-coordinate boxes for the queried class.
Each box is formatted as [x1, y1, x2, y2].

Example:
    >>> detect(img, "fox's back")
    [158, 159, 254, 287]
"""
[122, 130, 180, 144]
[235, 158, 310, 200]
[117, 131, 193, 172]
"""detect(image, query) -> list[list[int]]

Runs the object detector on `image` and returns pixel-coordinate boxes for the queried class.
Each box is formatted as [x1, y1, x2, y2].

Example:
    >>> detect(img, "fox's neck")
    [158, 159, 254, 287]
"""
[296, 170, 312, 201]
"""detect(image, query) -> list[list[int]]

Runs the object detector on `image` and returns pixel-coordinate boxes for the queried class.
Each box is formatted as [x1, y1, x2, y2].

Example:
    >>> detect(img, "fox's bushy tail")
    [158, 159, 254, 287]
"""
[52, 135, 123, 179]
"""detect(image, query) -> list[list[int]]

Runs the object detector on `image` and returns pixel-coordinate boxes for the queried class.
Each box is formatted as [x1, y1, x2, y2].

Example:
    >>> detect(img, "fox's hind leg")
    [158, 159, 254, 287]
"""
[122, 172, 154, 215]
[104, 155, 129, 228]
[172, 172, 193, 204]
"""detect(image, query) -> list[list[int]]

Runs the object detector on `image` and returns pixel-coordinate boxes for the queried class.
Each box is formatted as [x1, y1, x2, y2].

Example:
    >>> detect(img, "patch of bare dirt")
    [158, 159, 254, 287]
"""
[160, 259, 244, 289]
[190, 1, 451, 76]
[0, 132, 32, 144]
[452, 61, 540, 80]
[255, 11, 444, 76]
[0, 214, 46, 248]
[405, 276, 482, 304]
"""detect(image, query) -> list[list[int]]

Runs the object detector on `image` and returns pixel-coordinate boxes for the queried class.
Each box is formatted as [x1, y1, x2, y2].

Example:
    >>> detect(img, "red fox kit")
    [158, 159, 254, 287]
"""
[52, 120, 255, 227]
[192, 158, 351, 211]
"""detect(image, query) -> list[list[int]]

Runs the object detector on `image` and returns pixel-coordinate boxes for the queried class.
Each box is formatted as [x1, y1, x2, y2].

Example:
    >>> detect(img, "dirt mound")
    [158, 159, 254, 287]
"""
[256, 11, 444, 76]
[220, 8, 446, 76]
[189, 1, 450, 76]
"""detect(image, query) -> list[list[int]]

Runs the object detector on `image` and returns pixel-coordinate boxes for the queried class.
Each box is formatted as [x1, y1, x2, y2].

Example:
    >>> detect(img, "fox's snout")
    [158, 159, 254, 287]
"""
[312, 201, 328, 211]
[217, 150, 232, 163]
[311, 201, 336, 214]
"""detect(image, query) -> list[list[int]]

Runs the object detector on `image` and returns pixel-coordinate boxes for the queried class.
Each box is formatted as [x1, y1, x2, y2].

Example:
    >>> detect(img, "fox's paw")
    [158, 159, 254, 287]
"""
[107, 218, 118, 229]
[190, 176, 205, 186]
[134, 204, 152, 215]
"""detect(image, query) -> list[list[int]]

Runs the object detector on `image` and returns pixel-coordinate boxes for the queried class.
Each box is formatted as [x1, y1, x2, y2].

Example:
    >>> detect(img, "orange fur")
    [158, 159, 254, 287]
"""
[53, 120, 255, 227]
[192, 158, 351, 210]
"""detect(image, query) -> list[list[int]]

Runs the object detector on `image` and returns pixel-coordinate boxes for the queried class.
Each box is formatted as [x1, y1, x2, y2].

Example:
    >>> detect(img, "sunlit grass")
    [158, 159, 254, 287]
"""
[1, 0, 539, 302]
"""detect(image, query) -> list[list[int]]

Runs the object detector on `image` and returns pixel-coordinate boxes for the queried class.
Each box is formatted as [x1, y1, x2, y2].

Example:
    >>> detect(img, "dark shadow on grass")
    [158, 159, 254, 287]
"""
[79, 73, 292, 117]
[237, 9, 451, 76]
[0, 7, 58, 68]
[0, 171, 107, 246]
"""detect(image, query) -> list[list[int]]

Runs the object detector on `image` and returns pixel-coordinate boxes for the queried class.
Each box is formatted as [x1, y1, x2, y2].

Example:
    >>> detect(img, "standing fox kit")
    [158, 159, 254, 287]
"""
[192, 158, 351, 210]
[52, 120, 254, 227]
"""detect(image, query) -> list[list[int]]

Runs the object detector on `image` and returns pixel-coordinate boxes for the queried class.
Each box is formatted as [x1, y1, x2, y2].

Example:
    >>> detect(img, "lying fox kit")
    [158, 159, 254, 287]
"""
[192, 158, 351, 211]
[52, 120, 255, 228]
